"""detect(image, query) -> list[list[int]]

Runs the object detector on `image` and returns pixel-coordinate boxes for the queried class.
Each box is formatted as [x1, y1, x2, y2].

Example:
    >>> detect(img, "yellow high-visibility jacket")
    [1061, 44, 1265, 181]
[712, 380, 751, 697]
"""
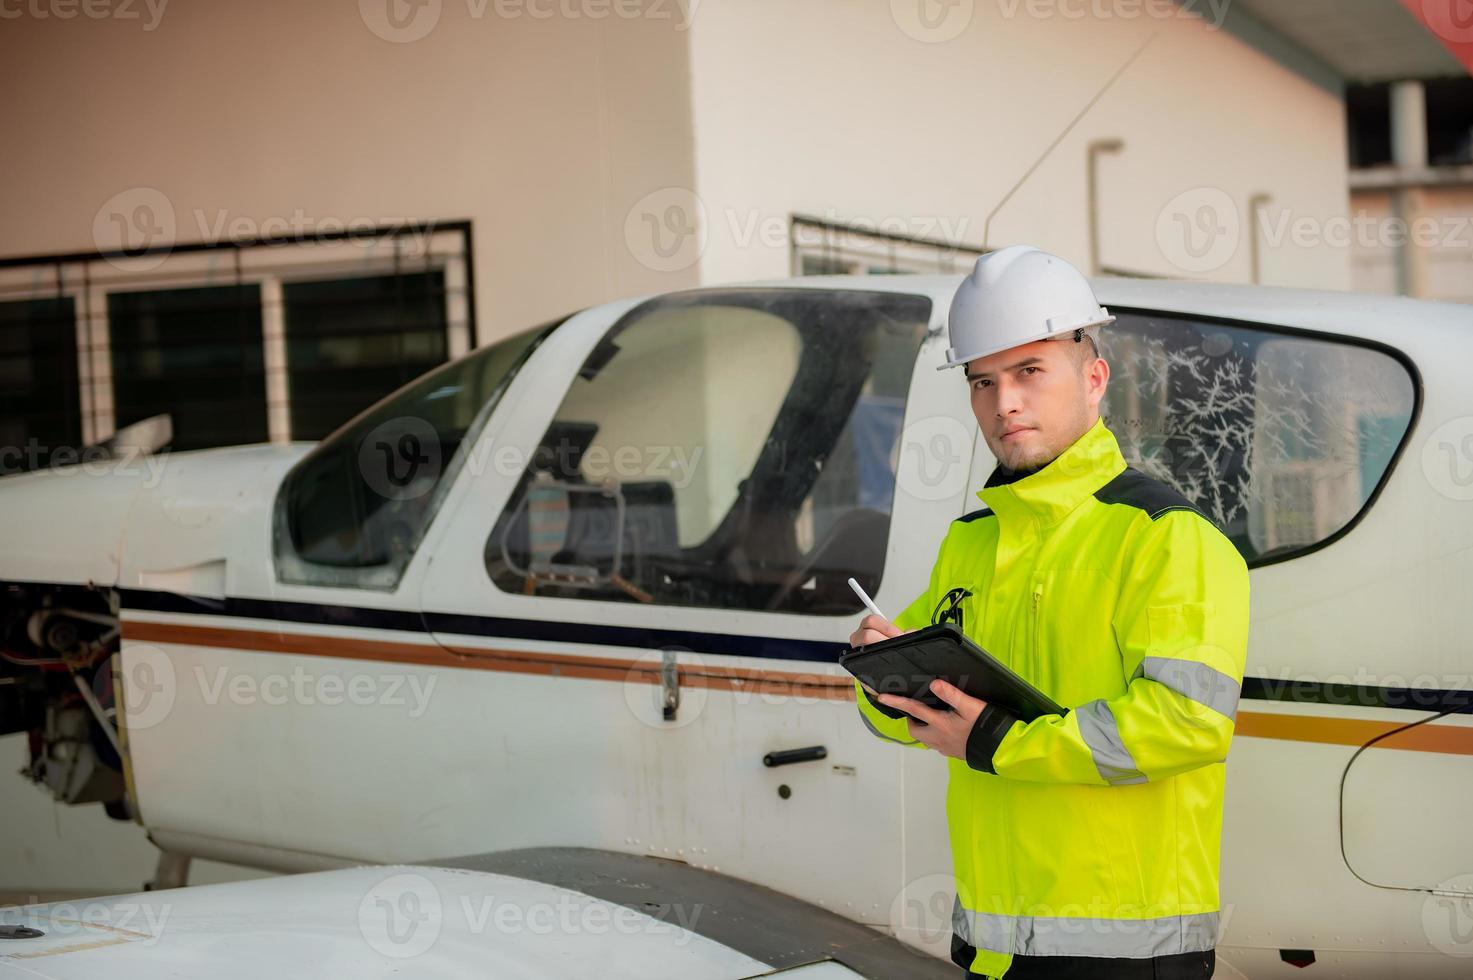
[855, 417, 1250, 977]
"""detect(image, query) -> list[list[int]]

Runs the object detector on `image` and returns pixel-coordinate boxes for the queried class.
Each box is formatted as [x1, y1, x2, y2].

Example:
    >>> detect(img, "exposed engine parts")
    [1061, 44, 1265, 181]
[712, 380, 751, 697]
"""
[2, 582, 132, 818]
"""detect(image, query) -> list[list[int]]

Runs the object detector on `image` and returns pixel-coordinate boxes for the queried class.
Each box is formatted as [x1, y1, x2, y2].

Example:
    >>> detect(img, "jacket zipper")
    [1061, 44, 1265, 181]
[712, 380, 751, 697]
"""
[1030, 581, 1044, 682]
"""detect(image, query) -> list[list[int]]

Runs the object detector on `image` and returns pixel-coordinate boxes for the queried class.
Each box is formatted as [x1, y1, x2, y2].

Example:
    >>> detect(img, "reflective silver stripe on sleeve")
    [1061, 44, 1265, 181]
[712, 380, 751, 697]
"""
[952, 896, 1220, 957]
[1133, 656, 1241, 720]
[1074, 699, 1147, 785]
[857, 705, 920, 746]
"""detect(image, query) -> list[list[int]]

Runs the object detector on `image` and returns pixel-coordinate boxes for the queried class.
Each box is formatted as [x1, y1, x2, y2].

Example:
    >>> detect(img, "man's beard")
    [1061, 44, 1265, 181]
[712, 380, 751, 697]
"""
[998, 438, 1050, 472]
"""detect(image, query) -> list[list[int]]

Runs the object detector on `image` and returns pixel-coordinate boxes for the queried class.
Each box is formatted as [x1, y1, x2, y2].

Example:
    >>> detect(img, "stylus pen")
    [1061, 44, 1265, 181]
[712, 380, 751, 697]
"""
[847, 577, 887, 621]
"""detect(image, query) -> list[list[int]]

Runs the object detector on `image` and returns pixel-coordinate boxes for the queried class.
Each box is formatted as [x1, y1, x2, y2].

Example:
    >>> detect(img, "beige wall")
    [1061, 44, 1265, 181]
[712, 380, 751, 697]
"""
[0, 0, 1358, 350]
[684, 0, 1351, 290]
[0, 0, 1358, 334]
[0, 0, 701, 341]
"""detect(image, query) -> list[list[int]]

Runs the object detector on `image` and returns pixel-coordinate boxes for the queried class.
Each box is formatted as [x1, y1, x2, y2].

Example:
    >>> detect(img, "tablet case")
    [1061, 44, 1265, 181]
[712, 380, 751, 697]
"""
[840, 622, 1066, 723]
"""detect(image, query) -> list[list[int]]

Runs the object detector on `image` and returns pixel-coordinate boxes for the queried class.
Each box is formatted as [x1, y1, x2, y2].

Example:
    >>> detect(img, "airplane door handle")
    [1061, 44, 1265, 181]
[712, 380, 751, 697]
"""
[763, 746, 828, 768]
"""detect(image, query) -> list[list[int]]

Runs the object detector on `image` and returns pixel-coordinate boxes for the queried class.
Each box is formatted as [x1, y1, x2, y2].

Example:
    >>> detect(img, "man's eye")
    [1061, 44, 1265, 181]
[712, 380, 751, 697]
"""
[1022, 366, 1040, 375]
[971, 379, 991, 390]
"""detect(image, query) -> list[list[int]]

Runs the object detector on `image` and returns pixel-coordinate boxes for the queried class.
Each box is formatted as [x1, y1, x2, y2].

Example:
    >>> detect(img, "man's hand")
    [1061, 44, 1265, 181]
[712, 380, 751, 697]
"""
[877, 680, 989, 762]
[849, 614, 903, 647]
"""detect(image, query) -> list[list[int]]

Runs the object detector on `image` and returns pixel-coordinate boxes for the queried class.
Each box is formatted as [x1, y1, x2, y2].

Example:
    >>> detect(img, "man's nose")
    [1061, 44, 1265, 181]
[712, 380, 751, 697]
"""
[993, 377, 1024, 417]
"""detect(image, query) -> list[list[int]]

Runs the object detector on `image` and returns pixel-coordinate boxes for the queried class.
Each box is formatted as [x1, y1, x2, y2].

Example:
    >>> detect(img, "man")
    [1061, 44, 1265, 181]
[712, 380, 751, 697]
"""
[851, 245, 1249, 979]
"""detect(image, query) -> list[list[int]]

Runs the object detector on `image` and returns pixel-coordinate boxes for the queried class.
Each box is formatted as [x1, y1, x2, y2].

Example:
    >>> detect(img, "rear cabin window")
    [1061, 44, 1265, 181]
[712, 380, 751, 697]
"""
[1101, 311, 1416, 565]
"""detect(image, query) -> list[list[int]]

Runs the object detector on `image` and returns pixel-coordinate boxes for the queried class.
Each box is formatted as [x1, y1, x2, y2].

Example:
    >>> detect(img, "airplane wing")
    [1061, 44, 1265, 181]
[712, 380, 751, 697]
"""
[0, 848, 957, 979]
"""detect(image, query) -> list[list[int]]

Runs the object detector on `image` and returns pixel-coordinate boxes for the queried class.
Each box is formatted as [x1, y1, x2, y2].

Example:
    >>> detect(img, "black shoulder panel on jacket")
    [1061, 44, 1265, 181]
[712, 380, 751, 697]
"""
[1093, 467, 1210, 523]
[955, 507, 995, 524]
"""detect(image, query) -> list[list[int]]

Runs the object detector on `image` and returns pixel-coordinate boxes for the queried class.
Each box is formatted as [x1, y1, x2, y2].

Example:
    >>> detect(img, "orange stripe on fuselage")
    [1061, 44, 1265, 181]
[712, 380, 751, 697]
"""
[121, 620, 1473, 754]
[1234, 711, 1473, 757]
[120, 620, 858, 702]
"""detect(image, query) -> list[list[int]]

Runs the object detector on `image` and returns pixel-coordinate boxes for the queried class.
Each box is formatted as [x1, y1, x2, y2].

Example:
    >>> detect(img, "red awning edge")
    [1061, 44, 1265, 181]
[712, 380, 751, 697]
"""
[1402, 0, 1473, 75]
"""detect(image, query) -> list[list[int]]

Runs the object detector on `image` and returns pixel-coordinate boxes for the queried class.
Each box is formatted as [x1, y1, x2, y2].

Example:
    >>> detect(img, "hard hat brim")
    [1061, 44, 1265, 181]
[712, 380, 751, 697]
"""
[937, 309, 1114, 371]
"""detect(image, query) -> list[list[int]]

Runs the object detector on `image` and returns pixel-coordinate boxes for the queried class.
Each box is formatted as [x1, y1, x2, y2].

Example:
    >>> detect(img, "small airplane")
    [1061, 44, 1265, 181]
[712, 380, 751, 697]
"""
[2, 272, 1470, 977]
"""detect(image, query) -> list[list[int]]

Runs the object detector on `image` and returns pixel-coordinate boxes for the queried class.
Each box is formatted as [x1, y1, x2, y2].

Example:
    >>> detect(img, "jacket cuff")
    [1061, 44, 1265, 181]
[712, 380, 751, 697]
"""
[965, 702, 1020, 774]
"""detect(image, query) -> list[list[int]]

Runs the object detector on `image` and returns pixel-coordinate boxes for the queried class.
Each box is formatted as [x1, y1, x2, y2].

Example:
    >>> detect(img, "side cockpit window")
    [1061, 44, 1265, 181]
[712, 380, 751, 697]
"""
[273, 317, 563, 590]
[485, 289, 931, 614]
[1102, 311, 1417, 565]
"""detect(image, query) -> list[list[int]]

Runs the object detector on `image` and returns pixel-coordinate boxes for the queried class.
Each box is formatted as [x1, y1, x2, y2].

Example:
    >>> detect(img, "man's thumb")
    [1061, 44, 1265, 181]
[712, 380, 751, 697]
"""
[929, 678, 963, 706]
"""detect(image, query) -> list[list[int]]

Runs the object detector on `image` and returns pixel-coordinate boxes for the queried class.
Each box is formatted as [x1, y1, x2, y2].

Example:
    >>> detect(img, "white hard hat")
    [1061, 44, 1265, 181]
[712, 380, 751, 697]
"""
[938, 245, 1114, 371]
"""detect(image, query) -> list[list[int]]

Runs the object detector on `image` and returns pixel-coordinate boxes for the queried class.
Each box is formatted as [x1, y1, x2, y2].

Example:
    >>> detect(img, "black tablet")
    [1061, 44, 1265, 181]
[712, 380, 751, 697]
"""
[840, 622, 1066, 723]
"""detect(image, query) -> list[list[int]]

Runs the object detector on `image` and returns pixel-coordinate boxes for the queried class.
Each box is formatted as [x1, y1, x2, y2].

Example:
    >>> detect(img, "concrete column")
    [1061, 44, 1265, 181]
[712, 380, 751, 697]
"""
[1391, 80, 1428, 170]
[260, 277, 291, 444]
[1390, 80, 1429, 297]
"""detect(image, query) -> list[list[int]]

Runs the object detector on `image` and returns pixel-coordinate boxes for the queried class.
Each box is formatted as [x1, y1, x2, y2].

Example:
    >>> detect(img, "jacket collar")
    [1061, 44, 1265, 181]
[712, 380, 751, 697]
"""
[976, 416, 1126, 528]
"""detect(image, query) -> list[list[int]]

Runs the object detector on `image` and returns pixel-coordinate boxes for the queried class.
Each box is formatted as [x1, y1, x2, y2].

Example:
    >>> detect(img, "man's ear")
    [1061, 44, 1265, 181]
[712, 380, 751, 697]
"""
[1087, 356, 1110, 408]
